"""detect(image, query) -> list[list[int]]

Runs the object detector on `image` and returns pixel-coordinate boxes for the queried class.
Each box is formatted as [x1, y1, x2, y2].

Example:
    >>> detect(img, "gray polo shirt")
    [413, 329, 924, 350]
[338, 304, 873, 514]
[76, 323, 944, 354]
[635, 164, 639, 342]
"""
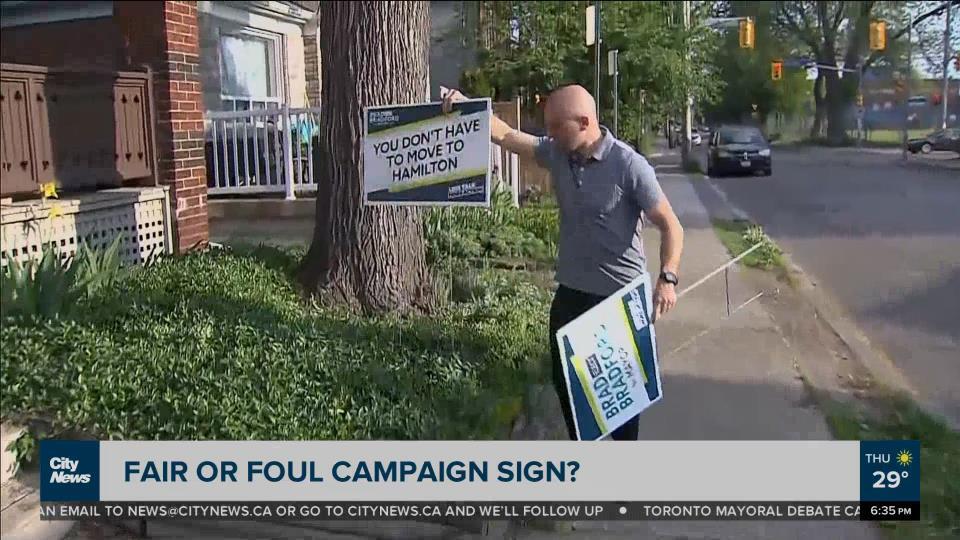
[535, 126, 663, 297]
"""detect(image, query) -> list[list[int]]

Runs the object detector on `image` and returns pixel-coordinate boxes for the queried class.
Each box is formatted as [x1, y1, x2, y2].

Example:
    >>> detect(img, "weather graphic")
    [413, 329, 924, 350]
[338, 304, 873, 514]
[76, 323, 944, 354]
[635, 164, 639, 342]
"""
[896, 450, 913, 467]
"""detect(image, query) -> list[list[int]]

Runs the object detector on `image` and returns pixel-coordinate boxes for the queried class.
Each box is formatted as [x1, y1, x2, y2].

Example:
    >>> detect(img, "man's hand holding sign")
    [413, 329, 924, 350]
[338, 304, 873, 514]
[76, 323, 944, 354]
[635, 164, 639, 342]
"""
[441, 85, 685, 441]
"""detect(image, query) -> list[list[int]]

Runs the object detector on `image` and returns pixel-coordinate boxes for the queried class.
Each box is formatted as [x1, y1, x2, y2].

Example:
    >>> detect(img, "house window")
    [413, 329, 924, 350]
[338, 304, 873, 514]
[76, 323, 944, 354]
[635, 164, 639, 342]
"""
[218, 29, 282, 110]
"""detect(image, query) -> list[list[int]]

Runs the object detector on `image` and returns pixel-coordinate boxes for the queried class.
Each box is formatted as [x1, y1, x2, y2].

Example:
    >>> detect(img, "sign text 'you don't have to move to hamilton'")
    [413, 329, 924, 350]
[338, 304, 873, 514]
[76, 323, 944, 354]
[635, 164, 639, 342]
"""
[363, 100, 491, 206]
[370, 119, 482, 183]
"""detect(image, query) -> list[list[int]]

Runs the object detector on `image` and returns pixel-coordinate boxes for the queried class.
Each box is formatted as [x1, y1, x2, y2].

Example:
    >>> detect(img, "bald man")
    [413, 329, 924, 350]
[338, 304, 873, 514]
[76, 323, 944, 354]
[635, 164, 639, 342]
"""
[443, 85, 684, 441]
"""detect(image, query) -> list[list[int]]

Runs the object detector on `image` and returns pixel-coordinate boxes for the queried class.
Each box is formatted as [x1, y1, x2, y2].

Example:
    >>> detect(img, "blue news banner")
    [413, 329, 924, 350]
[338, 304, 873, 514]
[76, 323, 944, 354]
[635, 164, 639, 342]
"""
[38, 440, 920, 522]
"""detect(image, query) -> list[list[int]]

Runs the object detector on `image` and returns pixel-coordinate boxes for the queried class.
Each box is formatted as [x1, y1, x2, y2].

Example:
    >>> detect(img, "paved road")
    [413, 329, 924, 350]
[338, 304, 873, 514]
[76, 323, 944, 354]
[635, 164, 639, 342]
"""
[702, 146, 960, 427]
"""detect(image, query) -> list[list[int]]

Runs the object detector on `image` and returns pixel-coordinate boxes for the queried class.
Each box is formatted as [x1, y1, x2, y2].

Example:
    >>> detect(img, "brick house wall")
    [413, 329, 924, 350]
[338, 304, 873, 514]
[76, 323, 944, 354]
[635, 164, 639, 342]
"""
[1, 1, 210, 252]
[115, 1, 209, 251]
[303, 31, 320, 108]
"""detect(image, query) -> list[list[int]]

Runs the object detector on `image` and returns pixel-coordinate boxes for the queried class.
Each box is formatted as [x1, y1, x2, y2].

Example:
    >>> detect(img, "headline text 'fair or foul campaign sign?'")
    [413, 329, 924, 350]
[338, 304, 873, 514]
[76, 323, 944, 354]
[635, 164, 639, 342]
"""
[556, 273, 663, 440]
[363, 99, 491, 205]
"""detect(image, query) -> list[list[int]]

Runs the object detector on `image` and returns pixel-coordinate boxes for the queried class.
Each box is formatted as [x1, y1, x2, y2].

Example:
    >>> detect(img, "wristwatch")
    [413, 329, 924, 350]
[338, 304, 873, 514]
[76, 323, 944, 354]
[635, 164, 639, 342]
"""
[659, 271, 679, 286]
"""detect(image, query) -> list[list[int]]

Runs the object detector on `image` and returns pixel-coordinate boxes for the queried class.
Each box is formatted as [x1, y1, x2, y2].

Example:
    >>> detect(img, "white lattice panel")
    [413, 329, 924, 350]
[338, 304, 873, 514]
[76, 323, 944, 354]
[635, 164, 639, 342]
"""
[1, 187, 171, 269]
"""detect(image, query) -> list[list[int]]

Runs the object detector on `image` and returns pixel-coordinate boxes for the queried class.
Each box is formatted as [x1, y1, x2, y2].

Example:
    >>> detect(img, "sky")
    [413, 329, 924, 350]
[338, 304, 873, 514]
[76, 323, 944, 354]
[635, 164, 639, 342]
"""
[908, 2, 959, 79]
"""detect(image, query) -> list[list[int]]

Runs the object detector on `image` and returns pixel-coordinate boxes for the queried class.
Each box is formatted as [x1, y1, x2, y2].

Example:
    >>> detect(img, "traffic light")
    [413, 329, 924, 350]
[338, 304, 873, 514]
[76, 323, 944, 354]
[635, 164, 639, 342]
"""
[869, 20, 886, 51]
[771, 60, 783, 81]
[739, 17, 755, 49]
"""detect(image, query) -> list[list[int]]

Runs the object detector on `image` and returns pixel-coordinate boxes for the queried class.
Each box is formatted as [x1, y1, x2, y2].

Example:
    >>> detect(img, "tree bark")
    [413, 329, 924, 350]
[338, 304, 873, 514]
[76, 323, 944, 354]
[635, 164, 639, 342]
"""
[299, 1, 435, 315]
[810, 71, 826, 139]
[824, 69, 849, 144]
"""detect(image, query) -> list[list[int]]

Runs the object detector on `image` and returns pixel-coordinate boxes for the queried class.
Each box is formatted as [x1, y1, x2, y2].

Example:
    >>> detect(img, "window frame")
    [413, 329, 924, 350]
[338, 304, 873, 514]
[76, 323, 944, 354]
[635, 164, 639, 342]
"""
[217, 26, 285, 111]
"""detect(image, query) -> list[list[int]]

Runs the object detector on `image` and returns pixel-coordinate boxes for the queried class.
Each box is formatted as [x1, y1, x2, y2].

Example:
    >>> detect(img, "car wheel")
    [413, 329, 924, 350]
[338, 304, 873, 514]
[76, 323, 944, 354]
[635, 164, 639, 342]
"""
[921, 143, 932, 154]
[763, 168, 772, 176]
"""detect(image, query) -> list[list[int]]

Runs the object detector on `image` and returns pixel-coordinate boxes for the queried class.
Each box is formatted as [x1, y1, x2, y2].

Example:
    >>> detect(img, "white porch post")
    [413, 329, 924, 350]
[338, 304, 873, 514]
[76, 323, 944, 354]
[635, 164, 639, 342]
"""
[282, 103, 296, 201]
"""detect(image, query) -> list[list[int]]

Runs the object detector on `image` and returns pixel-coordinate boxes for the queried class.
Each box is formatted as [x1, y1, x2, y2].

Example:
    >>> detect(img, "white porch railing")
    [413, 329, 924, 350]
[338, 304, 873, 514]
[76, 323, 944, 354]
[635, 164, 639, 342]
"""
[205, 106, 320, 199]
[207, 107, 526, 203]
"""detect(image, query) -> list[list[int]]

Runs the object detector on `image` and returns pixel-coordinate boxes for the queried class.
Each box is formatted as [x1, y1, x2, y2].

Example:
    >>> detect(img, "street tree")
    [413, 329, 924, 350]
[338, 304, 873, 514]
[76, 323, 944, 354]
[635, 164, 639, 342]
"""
[707, 1, 811, 128]
[770, 1, 956, 142]
[772, 1, 880, 141]
[299, 1, 435, 314]
[906, 2, 960, 87]
[603, 1, 723, 146]
[460, 1, 723, 147]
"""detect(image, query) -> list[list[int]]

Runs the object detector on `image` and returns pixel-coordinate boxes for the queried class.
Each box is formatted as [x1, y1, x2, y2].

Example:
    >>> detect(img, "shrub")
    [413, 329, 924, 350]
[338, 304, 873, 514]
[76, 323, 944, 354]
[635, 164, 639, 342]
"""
[73, 235, 134, 296]
[520, 186, 561, 209]
[505, 208, 559, 255]
[423, 192, 559, 267]
[450, 269, 485, 303]
[1, 245, 83, 320]
[1, 248, 549, 441]
[742, 224, 783, 269]
[428, 229, 485, 262]
[713, 220, 786, 272]
[1, 235, 129, 320]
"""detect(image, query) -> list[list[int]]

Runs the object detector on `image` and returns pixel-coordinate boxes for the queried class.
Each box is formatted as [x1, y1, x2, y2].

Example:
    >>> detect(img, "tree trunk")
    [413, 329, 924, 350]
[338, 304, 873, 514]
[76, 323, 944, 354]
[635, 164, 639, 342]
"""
[298, 1, 435, 315]
[824, 69, 850, 144]
[810, 72, 826, 139]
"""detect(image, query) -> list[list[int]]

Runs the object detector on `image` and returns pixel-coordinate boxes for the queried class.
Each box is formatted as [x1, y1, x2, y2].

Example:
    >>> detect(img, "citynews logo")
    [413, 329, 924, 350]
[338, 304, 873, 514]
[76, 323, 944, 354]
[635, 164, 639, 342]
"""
[49, 457, 92, 484]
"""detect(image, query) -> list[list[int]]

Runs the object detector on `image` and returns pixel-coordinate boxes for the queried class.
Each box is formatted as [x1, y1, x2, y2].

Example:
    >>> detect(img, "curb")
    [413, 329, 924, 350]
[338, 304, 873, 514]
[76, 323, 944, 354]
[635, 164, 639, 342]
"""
[898, 156, 960, 174]
[777, 253, 917, 399]
[774, 144, 960, 172]
[699, 179, 918, 402]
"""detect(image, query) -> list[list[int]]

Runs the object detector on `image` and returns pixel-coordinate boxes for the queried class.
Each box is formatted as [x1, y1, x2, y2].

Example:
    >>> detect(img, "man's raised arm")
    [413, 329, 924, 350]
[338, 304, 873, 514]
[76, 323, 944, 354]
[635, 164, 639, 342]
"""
[441, 88, 540, 161]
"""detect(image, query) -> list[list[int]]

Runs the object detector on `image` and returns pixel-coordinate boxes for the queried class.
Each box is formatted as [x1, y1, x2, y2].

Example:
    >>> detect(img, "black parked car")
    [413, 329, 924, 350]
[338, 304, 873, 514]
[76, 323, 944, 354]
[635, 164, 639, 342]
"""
[907, 128, 960, 155]
[707, 125, 772, 177]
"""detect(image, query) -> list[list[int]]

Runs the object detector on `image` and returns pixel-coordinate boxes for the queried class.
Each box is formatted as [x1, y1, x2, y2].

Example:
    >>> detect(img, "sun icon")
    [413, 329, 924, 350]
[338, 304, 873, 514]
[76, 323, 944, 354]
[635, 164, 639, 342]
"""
[896, 450, 913, 466]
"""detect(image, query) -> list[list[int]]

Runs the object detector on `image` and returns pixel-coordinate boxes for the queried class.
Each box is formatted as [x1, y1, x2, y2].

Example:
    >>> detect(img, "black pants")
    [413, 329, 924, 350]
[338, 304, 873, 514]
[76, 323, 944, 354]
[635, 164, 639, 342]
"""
[550, 285, 640, 441]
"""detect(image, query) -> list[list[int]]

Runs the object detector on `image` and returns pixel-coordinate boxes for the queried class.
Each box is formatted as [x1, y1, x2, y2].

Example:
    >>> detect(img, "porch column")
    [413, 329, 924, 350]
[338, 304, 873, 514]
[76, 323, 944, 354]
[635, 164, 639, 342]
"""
[116, 0, 209, 252]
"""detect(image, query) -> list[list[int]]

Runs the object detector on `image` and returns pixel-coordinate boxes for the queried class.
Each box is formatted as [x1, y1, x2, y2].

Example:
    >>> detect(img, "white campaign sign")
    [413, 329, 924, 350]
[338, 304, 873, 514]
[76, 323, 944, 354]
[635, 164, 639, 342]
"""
[556, 273, 663, 440]
[362, 100, 491, 206]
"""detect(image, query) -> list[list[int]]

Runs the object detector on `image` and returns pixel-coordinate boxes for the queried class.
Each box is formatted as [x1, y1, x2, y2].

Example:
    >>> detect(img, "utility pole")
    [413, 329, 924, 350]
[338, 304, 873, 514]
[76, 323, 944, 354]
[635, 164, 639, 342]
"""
[903, 10, 913, 161]
[682, 0, 692, 165]
[942, 4, 953, 129]
[594, 1, 602, 119]
[857, 62, 865, 146]
[609, 49, 619, 137]
[858, 6, 868, 147]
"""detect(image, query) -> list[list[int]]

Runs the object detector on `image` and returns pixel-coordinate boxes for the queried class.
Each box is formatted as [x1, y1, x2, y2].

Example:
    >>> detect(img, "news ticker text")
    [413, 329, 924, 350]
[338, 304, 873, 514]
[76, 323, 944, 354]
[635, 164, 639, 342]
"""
[40, 501, 919, 522]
